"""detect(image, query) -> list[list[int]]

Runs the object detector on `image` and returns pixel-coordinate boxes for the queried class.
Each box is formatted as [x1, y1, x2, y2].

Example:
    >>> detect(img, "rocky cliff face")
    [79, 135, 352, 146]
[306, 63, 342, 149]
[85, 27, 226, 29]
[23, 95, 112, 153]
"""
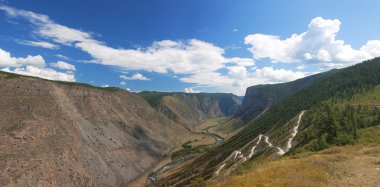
[139, 92, 241, 130]
[0, 72, 187, 186]
[238, 72, 330, 123]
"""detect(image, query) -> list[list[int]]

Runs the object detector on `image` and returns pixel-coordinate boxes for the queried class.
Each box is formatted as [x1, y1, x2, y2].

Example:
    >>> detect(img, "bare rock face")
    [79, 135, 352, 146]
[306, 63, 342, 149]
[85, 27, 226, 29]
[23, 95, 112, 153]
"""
[153, 93, 241, 130]
[0, 74, 187, 186]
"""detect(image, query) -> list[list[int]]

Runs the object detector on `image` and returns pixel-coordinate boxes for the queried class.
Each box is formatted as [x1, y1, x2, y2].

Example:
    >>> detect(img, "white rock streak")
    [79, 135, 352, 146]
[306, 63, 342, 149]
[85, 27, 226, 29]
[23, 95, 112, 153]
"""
[248, 134, 263, 158]
[263, 135, 285, 155]
[285, 111, 305, 152]
[215, 111, 305, 176]
[215, 164, 226, 176]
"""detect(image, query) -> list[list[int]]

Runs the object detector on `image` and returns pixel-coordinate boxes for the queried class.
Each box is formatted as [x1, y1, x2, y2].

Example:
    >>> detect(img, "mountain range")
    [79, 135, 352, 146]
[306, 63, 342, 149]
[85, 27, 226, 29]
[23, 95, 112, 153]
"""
[1, 58, 380, 186]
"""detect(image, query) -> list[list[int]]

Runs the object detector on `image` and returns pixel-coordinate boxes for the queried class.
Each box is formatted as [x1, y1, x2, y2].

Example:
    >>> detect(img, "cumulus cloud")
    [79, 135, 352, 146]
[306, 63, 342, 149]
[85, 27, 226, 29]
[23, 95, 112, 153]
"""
[0, 48, 75, 82]
[0, 48, 45, 68]
[120, 73, 150, 81]
[50, 61, 76, 71]
[181, 67, 305, 95]
[244, 17, 380, 68]
[1, 66, 75, 82]
[0, 5, 308, 95]
[0, 7, 251, 71]
[16, 40, 59, 49]
[184, 87, 202, 93]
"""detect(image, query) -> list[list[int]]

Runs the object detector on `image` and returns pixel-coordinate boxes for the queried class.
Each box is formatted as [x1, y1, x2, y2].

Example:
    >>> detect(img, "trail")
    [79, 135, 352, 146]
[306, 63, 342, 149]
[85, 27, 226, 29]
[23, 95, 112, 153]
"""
[215, 110, 305, 176]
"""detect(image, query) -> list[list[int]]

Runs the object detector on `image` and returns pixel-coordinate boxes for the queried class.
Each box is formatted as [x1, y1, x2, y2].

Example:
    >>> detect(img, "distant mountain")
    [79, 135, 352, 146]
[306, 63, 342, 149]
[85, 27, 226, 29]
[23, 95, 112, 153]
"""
[0, 71, 188, 186]
[138, 92, 241, 130]
[157, 58, 380, 186]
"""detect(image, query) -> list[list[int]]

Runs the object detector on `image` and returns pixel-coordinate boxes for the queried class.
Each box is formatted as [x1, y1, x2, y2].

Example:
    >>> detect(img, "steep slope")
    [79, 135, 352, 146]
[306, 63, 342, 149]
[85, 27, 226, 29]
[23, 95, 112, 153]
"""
[209, 117, 380, 187]
[0, 72, 187, 186]
[138, 92, 241, 130]
[216, 71, 334, 135]
[157, 58, 380, 186]
[238, 71, 333, 123]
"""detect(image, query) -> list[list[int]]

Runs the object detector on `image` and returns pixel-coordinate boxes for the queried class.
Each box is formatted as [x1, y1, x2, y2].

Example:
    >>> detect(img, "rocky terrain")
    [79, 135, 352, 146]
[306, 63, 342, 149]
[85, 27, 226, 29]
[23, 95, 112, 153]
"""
[138, 92, 241, 130]
[0, 72, 187, 186]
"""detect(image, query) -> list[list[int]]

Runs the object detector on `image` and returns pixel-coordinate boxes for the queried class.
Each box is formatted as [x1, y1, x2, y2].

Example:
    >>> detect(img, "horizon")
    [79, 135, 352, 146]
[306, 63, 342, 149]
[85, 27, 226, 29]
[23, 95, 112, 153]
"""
[1, 1, 380, 96]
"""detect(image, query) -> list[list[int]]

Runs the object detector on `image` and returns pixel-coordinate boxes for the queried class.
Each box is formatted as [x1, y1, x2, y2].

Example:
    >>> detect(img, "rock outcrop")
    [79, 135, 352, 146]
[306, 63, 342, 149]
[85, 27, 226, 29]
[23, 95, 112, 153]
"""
[0, 72, 187, 186]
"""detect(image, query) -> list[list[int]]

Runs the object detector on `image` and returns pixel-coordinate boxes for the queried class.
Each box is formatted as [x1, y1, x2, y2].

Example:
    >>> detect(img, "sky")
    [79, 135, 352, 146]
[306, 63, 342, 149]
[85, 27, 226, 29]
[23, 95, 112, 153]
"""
[1, 1, 380, 96]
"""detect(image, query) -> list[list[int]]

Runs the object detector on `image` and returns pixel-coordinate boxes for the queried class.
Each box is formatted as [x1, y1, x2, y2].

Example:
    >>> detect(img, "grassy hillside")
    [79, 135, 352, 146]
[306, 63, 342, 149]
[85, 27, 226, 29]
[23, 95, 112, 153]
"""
[208, 124, 380, 187]
[208, 82, 380, 186]
[237, 70, 335, 123]
[157, 58, 380, 186]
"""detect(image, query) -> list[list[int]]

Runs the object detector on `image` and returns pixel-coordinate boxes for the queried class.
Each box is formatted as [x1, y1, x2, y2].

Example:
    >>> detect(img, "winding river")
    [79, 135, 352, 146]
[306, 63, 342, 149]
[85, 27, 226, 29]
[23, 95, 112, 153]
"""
[147, 120, 225, 184]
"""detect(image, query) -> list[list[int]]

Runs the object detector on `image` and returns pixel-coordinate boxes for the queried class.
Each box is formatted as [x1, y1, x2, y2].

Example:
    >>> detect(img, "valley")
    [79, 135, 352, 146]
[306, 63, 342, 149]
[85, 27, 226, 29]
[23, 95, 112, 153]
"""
[128, 117, 228, 186]
[1, 58, 380, 187]
[155, 58, 380, 186]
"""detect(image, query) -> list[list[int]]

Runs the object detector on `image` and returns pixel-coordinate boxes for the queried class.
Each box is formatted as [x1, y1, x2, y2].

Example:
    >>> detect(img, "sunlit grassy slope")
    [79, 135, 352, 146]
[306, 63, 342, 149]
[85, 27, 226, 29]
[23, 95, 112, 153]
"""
[208, 124, 380, 187]
[207, 84, 380, 187]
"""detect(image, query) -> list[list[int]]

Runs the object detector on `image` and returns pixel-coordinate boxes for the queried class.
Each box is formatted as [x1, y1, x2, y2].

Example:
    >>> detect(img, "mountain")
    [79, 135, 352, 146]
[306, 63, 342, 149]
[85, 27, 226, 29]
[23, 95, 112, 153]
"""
[238, 70, 335, 123]
[138, 92, 241, 130]
[156, 58, 380, 186]
[211, 69, 334, 135]
[0, 72, 188, 186]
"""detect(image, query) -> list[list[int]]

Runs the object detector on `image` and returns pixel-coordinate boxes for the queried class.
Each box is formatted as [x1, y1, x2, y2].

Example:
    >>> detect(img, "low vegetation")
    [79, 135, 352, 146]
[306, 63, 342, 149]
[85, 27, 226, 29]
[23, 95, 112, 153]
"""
[208, 123, 380, 187]
[171, 141, 211, 161]
[158, 58, 380, 186]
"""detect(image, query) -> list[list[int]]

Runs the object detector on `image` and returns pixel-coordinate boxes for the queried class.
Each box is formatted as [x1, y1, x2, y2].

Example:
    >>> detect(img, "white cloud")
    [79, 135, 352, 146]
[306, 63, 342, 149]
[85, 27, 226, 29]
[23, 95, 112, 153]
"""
[120, 81, 127, 86]
[227, 57, 255, 67]
[101, 84, 110, 88]
[227, 66, 248, 79]
[0, 7, 250, 70]
[244, 17, 380, 68]
[184, 87, 202, 93]
[0, 47, 75, 82]
[6, 7, 377, 96]
[233, 29, 238, 32]
[0, 48, 45, 68]
[17, 40, 59, 49]
[1, 66, 75, 82]
[252, 67, 304, 82]
[50, 61, 76, 71]
[181, 67, 305, 95]
[55, 54, 70, 60]
[120, 73, 150, 81]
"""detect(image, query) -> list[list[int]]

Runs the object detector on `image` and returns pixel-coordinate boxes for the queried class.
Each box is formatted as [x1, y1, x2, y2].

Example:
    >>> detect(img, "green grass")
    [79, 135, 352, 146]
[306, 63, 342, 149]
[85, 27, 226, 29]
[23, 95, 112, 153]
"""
[357, 124, 380, 145]
[171, 141, 211, 161]
[333, 84, 380, 107]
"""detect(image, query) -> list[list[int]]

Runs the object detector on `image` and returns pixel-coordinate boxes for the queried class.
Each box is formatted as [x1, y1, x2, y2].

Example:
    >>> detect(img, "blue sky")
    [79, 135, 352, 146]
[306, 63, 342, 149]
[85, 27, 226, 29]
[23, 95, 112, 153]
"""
[1, 0, 380, 95]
